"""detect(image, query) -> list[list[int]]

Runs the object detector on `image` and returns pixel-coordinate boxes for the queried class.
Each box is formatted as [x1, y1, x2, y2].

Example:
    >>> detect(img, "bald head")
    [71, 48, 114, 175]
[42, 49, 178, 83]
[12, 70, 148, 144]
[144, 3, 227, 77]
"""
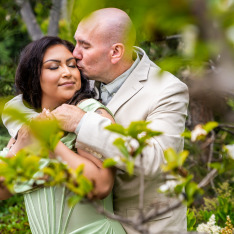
[73, 8, 136, 83]
[81, 8, 136, 52]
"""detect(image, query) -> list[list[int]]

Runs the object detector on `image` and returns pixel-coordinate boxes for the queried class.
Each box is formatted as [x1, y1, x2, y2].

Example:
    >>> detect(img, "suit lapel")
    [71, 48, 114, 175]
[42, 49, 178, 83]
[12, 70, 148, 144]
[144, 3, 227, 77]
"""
[107, 47, 151, 115]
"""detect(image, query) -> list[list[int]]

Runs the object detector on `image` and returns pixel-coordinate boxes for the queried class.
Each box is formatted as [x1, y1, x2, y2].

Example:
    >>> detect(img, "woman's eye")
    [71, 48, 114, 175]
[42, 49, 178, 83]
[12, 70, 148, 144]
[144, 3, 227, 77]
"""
[49, 66, 58, 70]
[68, 64, 77, 68]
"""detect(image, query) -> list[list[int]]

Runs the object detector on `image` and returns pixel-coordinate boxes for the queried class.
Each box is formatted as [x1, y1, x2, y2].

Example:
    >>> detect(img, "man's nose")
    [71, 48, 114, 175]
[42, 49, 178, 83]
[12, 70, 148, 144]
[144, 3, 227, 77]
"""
[73, 45, 82, 60]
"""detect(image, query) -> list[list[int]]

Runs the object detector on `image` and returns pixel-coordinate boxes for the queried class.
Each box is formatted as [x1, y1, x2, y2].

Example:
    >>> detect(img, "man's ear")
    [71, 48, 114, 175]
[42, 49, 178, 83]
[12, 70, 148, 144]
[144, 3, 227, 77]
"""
[110, 43, 125, 64]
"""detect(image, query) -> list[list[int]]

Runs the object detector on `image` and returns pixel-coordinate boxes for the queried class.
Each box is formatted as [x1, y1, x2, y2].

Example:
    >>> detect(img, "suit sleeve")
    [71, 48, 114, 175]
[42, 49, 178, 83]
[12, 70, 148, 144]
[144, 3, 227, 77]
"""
[1, 95, 38, 138]
[76, 81, 189, 178]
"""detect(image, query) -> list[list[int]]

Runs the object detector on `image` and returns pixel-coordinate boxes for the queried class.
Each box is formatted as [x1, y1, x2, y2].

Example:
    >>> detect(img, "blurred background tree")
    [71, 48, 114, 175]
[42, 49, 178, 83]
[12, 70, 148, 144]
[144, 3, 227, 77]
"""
[0, 0, 233, 232]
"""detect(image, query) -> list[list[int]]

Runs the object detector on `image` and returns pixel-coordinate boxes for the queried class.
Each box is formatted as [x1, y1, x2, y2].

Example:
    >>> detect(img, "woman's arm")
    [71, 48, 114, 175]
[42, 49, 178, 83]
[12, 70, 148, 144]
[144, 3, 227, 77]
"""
[6, 125, 33, 158]
[0, 177, 12, 200]
[49, 105, 116, 199]
[54, 141, 115, 199]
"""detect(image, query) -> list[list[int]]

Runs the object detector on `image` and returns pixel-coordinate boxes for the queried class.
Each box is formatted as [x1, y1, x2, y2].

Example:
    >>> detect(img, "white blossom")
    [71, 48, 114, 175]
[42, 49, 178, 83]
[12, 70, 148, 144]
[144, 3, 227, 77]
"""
[113, 155, 125, 167]
[137, 132, 146, 139]
[197, 214, 221, 234]
[125, 137, 139, 152]
[225, 144, 234, 160]
[129, 138, 139, 150]
[5, 14, 11, 21]
[181, 24, 199, 57]
[191, 124, 207, 142]
[159, 180, 178, 193]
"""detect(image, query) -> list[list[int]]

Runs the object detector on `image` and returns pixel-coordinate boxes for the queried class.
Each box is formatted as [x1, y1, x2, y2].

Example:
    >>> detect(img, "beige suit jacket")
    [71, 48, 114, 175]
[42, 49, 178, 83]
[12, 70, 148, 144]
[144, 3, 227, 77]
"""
[76, 47, 189, 233]
[2, 47, 189, 233]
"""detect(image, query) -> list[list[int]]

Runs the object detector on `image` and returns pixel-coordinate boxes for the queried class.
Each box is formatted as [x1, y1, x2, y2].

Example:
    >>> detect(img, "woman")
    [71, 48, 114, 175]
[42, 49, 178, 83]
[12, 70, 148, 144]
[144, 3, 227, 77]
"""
[0, 36, 125, 234]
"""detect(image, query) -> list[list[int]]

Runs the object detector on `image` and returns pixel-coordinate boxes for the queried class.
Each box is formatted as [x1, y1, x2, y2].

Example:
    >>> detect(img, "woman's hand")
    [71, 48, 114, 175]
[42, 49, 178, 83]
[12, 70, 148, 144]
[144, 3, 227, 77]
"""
[16, 125, 33, 149]
[6, 125, 33, 158]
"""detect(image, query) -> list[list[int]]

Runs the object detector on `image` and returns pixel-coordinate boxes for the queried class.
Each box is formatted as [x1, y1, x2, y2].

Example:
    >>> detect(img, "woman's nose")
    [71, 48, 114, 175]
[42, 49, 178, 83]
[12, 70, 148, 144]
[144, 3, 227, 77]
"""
[62, 66, 72, 78]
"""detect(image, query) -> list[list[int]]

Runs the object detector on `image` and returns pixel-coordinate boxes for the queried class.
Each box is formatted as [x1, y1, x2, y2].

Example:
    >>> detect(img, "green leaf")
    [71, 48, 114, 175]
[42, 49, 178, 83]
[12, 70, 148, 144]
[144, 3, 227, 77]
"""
[181, 130, 191, 139]
[29, 119, 61, 150]
[0, 105, 29, 124]
[187, 209, 196, 231]
[127, 121, 151, 138]
[105, 123, 127, 136]
[185, 181, 203, 206]
[78, 176, 93, 194]
[103, 158, 117, 168]
[113, 138, 130, 159]
[209, 162, 225, 173]
[75, 164, 85, 177]
[203, 121, 218, 133]
[126, 160, 134, 175]
[177, 150, 189, 167]
[164, 148, 177, 163]
[68, 195, 83, 207]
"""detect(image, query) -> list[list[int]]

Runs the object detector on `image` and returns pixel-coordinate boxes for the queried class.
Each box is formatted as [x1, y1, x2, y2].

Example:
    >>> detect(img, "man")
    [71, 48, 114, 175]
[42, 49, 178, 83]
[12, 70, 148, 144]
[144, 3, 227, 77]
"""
[3, 8, 189, 233]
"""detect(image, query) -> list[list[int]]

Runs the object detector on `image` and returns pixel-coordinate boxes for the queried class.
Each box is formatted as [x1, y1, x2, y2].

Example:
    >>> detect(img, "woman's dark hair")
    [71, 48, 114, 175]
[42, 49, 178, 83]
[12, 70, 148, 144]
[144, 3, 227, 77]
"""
[15, 36, 94, 110]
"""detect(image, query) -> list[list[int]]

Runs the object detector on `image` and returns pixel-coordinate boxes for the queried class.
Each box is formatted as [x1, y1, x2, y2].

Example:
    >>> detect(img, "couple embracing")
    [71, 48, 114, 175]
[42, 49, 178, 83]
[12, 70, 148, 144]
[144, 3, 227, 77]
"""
[1, 8, 189, 234]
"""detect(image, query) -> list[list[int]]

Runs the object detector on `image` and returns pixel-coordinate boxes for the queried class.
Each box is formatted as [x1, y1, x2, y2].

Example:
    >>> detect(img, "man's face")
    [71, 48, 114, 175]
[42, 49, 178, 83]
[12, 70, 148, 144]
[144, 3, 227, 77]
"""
[73, 21, 112, 83]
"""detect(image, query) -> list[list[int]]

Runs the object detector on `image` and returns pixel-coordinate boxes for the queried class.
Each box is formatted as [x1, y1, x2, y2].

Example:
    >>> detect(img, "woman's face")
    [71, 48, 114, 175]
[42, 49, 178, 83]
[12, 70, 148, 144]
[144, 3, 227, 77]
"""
[40, 44, 81, 110]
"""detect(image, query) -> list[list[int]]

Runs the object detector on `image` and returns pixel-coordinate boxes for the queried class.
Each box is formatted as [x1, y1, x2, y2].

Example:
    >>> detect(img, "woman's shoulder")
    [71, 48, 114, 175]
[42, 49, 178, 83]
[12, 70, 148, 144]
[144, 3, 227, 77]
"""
[77, 98, 105, 111]
[77, 98, 114, 118]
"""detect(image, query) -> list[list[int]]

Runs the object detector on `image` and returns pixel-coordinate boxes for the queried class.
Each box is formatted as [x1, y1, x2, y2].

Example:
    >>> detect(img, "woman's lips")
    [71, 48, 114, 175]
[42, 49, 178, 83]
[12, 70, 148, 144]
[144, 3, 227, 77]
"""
[58, 82, 75, 87]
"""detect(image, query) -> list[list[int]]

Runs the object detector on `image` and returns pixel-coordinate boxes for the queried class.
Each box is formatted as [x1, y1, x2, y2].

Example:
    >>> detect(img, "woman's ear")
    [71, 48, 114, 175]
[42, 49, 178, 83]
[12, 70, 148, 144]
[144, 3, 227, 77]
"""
[110, 43, 125, 64]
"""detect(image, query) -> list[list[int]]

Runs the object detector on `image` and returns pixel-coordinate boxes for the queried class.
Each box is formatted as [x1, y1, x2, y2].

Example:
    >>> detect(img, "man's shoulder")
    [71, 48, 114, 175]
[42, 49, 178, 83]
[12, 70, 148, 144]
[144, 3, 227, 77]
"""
[133, 46, 188, 91]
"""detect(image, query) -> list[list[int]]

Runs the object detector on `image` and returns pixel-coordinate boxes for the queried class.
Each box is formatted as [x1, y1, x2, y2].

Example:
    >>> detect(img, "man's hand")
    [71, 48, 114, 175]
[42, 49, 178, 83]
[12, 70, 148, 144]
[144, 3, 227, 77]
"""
[52, 104, 86, 132]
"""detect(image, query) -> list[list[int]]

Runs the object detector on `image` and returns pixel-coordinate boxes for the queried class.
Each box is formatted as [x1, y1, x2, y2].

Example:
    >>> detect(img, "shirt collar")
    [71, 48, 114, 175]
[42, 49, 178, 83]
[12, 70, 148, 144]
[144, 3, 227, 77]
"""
[100, 53, 140, 97]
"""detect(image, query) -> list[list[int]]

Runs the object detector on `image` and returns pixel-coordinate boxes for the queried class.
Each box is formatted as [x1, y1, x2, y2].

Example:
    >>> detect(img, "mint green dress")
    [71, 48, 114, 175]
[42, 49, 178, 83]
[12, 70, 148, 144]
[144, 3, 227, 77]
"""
[0, 99, 126, 234]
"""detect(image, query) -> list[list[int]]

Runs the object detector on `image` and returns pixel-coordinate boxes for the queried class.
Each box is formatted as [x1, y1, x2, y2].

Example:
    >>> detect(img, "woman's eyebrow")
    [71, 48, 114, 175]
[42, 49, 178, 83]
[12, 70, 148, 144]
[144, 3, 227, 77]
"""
[43, 57, 75, 64]
[43, 59, 60, 64]
[66, 57, 76, 62]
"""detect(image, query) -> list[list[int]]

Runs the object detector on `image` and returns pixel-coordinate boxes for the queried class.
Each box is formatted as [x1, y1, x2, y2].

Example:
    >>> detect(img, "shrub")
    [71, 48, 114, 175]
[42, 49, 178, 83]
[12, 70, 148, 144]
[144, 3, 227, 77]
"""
[0, 195, 31, 233]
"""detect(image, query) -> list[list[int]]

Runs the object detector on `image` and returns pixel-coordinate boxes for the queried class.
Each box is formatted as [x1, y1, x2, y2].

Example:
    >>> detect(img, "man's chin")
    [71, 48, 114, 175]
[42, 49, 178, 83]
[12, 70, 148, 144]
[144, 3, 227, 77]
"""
[80, 71, 89, 80]
[80, 71, 95, 81]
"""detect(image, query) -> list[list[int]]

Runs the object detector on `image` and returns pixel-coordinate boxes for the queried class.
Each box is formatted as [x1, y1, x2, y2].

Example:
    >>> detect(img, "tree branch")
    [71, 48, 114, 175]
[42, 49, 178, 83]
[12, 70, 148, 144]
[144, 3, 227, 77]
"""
[137, 153, 145, 223]
[218, 127, 234, 135]
[143, 199, 183, 224]
[198, 168, 218, 188]
[48, 0, 63, 36]
[15, 0, 43, 41]
[218, 124, 234, 129]
[90, 200, 150, 234]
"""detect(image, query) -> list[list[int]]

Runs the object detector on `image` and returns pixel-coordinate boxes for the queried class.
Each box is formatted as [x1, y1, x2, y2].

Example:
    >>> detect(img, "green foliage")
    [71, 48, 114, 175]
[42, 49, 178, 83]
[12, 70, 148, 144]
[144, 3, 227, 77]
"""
[162, 148, 189, 173]
[103, 158, 117, 168]
[43, 161, 93, 207]
[187, 209, 197, 231]
[0, 119, 93, 205]
[227, 98, 234, 111]
[29, 118, 64, 151]
[0, 127, 10, 150]
[0, 195, 30, 233]
[105, 121, 162, 175]
[161, 149, 203, 206]
[190, 182, 234, 230]
[0, 1, 31, 97]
